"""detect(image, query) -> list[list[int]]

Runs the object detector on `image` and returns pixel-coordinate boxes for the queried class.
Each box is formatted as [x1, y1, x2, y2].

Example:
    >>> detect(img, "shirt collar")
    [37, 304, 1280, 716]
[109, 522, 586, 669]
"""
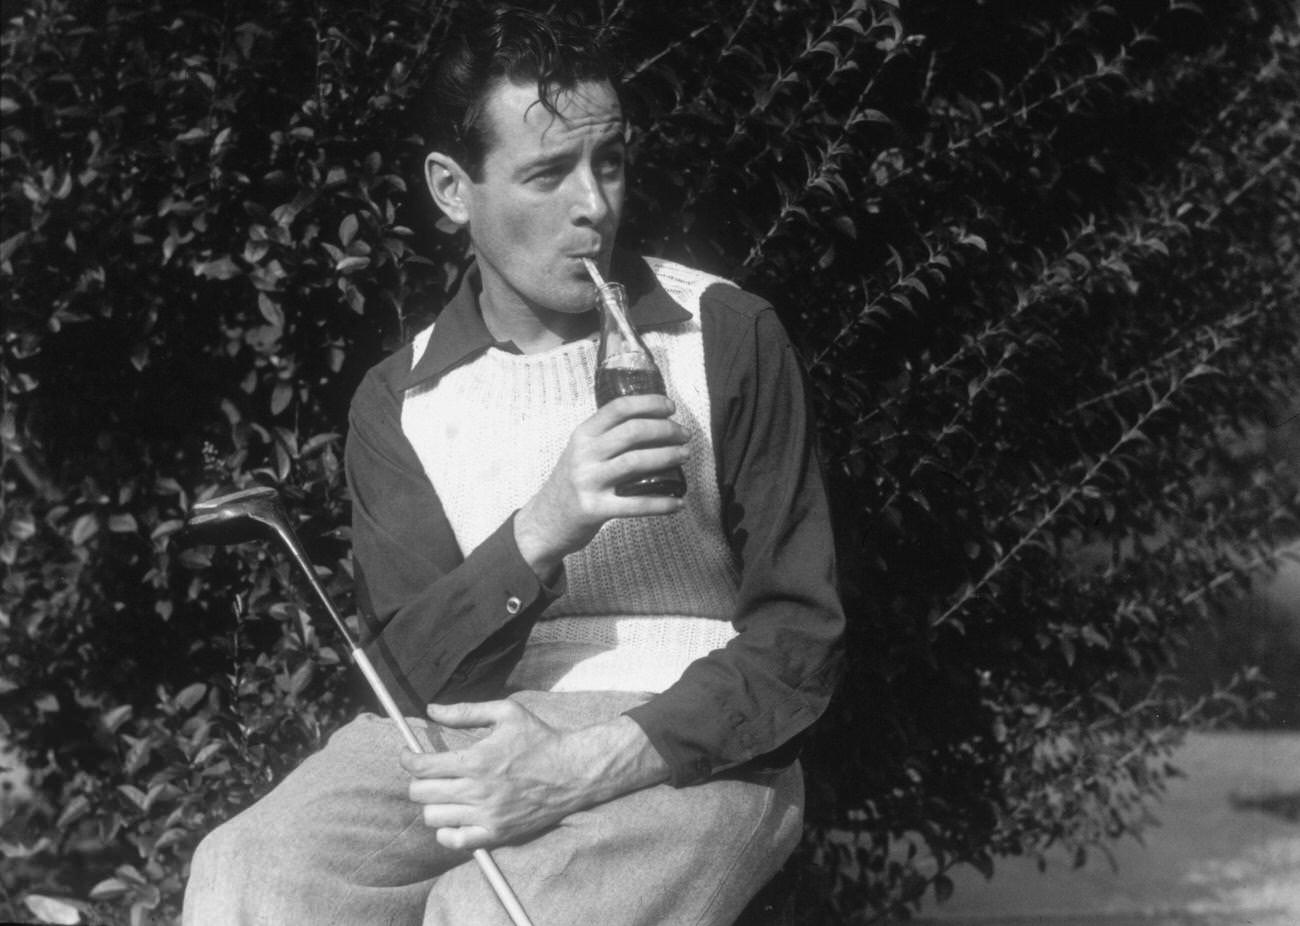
[402, 249, 691, 390]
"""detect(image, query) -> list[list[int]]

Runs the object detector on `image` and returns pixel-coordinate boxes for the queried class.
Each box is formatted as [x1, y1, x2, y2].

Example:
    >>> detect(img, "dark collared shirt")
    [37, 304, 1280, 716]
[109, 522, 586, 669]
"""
[345, 252, 844, 786]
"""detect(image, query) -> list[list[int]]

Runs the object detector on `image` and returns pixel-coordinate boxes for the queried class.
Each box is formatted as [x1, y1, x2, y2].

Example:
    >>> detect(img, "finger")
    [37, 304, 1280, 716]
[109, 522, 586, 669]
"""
[435, 824, 493, 852]
[604, 446, 691, 484]
[591, 394, 676, 428]
[425, 700, 517, 729]
[606, 495, 686, 519]
[595, 417, 689, 457]
[401, 748, 474, 779]
[419, 803, 477, 830]
[409, 777, 476, 804]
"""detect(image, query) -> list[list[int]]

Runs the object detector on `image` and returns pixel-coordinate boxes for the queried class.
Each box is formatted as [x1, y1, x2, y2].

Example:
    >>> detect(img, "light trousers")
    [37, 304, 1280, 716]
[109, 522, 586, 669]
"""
[182, 690, 803, 925]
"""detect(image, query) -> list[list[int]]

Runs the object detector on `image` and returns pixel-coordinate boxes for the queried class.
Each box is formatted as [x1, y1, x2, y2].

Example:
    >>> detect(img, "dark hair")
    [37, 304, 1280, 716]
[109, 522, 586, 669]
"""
[423, 4, 620, 180]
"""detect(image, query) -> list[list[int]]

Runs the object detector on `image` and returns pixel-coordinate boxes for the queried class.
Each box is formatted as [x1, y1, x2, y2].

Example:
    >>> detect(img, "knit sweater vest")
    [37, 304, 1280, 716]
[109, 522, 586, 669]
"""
[401, 258, 740, 693]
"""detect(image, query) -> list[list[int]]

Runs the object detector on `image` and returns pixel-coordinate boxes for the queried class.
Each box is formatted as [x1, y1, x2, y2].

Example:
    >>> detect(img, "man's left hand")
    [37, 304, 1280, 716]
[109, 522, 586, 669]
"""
[402, 699, 670, 851]
[402, 700, 582, 851]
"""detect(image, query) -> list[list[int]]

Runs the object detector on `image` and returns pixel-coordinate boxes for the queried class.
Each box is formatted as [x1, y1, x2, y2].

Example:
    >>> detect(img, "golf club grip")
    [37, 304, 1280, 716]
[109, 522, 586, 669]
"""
[349, 648, 535, 926]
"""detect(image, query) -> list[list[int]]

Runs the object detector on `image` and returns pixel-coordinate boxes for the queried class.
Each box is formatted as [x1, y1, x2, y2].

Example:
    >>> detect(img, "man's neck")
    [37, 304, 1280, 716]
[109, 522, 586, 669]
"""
[479, 283, 598, 353]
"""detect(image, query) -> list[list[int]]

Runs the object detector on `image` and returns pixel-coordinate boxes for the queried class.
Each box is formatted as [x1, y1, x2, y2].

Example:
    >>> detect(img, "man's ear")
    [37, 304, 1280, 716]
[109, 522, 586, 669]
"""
[425, 152, 471, 226]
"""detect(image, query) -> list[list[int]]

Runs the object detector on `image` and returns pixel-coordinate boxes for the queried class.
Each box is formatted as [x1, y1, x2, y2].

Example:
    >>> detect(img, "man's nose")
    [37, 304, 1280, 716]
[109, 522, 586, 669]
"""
[569, 166, 611, 226]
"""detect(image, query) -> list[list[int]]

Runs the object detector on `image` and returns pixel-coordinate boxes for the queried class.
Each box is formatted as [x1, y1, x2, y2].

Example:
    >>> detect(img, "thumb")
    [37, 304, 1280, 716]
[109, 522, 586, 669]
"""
[425, 699, 514, 730]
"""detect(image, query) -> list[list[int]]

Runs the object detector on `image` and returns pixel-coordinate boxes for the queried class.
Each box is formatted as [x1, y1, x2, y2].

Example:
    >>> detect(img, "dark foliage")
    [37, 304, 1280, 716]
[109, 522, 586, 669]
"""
[2, 1, 1297, 922]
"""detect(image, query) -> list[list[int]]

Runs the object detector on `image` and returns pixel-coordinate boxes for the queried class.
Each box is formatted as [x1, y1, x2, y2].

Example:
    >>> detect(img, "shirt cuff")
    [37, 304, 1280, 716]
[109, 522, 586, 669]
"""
[623, 691, 734, 787]
[469, 512, 566, 621]
[369, 514, 565, 710]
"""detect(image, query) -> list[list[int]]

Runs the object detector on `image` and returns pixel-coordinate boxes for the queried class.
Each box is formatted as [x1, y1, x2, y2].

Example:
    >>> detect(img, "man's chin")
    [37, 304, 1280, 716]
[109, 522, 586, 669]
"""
[544, 280, 601, 315]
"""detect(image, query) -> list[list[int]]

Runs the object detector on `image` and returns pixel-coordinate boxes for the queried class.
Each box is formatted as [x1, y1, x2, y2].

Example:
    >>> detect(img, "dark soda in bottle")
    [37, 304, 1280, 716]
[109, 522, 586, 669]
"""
[594, 282, 687, 498]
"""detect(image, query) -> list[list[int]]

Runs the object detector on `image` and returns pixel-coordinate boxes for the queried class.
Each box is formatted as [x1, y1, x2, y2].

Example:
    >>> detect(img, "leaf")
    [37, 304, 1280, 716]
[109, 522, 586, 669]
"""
[300, 432, 340, 456]
[258, 293, 285, 328]
[1, 837, 52, 859]
[115, 863, 147, 885]
[1, 231, 28, 264]
[144, 782, 175, 810]
[267, 442, 289, 483]
[339, 214, 359, 246]
[271, 381, 293, 416]
[194, 741, 225, 765]
[108, 513, 138, 533]
[151, 519, 184, 540]
[153, 827, 189, 852]
[131, 897, 156, 925]
[117, 784, 147, 809]
[89, 878, 130, 901]
[855, 108, 892, 124]
[173, 682, 208, 712]
[23, 895, 82, 924]
[336, 255, 371, 274]
[55, 795, 90, 829]
[194, 257, 242, 280]
[272, 191, 314, 227]
[123, 735, 154, 775]
[101, 704, 133, 733]
[344, 284, 365, 313]
[70, 514, 99, 546]
[287, 661, 314, 695]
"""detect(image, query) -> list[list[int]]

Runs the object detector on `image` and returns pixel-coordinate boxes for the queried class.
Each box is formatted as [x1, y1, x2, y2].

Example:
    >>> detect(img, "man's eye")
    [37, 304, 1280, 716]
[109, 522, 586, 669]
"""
[598, 153, 625, 176]
[529, 168, 563, 187]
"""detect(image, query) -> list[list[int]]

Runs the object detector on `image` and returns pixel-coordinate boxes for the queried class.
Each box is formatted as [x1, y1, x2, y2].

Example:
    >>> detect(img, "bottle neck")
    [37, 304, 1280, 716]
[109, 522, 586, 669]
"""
[597, 311, 652, 365]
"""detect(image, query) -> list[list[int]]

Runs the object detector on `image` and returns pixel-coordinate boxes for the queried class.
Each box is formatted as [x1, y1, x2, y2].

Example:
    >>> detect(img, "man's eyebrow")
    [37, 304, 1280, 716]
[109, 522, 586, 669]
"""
[514, 151, 572, 176]
[514, 127, 626, 175]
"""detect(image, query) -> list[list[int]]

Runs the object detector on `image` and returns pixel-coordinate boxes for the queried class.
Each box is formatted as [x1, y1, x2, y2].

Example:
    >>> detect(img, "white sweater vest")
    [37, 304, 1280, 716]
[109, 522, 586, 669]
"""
[401, 258, 740, 693]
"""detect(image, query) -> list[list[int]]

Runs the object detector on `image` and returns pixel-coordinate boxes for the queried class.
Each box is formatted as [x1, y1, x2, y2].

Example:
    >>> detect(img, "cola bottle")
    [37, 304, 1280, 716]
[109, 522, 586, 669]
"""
[593, 281, 687, 498]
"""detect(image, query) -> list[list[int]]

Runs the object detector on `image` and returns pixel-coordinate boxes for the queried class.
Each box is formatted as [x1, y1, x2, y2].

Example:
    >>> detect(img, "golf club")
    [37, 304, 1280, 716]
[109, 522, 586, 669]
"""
[183, 485, 535, 926]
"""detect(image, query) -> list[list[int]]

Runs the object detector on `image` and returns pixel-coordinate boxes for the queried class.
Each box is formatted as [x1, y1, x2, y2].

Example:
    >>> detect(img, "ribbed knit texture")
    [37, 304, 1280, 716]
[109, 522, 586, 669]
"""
[401, 259, 740, 693]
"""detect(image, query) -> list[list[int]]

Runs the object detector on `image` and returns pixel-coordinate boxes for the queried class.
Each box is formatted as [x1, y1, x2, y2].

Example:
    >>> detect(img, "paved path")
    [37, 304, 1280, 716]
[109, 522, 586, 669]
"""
[913, 732, 1300, 926]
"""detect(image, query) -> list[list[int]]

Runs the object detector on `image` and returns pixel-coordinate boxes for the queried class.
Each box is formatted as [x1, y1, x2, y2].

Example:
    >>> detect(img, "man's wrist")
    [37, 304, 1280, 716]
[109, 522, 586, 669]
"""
[513, 503, 564, 582]
[561, 715, 671, 810]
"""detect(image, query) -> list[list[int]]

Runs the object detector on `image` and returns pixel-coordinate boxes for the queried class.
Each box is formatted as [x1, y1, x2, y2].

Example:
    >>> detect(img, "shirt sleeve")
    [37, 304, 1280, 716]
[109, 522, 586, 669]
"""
[345, 359, 564, 714]
[624, 290, 846, 787]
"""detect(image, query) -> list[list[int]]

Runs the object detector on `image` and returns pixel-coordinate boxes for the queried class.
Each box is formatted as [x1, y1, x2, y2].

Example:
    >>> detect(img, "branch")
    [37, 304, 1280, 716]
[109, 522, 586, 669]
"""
[932, 366, 1212, 629]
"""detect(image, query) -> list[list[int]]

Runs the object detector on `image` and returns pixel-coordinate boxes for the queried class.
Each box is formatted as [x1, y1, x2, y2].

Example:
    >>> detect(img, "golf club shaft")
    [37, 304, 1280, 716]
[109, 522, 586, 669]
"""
[196, 490, 535, 926]
[351, 649, 534, 926]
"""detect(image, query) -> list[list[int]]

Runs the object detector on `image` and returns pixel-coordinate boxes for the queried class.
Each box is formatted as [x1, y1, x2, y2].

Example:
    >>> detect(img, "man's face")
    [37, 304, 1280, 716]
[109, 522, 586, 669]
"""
[459, 78, 625, 320]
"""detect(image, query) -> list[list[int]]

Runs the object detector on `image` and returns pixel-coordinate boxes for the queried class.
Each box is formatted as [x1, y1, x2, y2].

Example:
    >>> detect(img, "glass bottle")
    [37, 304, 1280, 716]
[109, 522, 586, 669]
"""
[593, 282, 687, 498]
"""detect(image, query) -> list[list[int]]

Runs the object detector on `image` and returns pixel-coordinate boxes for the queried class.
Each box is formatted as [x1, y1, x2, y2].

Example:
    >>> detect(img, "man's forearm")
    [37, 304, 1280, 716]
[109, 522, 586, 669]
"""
[560, 715, 672, 810]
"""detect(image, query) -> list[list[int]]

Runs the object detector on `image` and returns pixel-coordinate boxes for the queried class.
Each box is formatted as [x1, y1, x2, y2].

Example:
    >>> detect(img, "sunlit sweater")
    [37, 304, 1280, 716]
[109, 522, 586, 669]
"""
[400, 259, 740, 693]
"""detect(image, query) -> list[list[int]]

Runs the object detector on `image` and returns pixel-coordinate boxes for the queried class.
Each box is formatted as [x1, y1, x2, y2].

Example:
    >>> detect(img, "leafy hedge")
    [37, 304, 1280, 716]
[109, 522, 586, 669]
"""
[2, 0, 1297, 923]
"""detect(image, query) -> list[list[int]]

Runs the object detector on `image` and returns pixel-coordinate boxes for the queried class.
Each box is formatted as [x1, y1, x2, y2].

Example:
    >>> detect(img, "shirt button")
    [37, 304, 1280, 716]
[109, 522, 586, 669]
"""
[505, 596, 522, 615]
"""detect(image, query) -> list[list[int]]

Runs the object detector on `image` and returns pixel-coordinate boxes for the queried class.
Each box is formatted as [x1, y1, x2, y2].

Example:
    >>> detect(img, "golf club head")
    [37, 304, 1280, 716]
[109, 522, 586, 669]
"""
[180, 485, 287, 547]
[181, 484, 355, 646]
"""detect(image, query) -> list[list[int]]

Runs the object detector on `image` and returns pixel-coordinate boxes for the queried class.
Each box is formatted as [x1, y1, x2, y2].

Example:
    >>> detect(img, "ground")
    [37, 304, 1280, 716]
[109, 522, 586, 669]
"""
[914, 731, 1300, 926]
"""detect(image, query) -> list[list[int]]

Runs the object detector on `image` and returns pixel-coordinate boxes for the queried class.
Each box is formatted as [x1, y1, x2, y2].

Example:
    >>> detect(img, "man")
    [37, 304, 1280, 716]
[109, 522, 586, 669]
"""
[184, 6, 843, 924]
